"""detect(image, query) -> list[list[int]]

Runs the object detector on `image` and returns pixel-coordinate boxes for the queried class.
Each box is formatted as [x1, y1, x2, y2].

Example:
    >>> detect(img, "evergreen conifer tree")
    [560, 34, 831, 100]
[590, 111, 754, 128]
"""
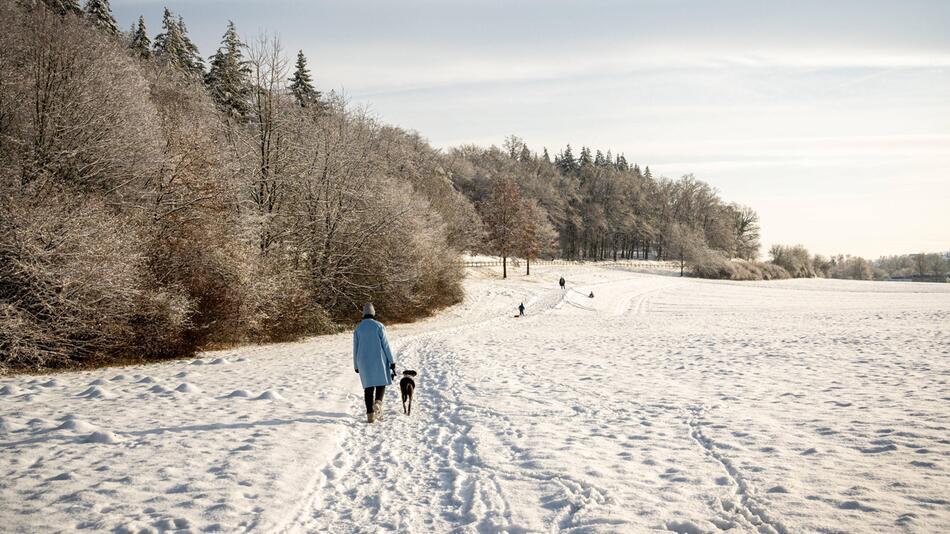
[178, 16, 205, 77]
[206, 21, 251, 119]
[579, 146, 593, 168]
[84, 0, 118, 35]
[154, 8, 184, 62]
[542, 148, 551, 163]
[557, 145, 577, 175]
[644, 166, 653, 181]
[519, 144, 532, 162]
[154, 10, 204, 78]
[129, 16, 151, 59]
[288, 50, 321, 108]
[616, 153, 628, 171]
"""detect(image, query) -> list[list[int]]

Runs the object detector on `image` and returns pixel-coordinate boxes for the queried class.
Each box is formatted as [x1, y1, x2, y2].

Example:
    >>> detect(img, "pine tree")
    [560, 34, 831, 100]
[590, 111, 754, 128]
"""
[615, 153, 628, 171]
[129, 16, 151, 59]
[206, 21, 251, 119]
[519, 144, 532, 162]
[84, 0, 118, 35]
[288, 50, 321, 108]
[542, 148, 551, 163]
[579, 146, 593, 168]
[644, 166, 653, 181]
[154, 9, 184, 62]
[594, 150, 606, 167]
[178, 16, 205, 77]
[557, 145, 577, 175]
[154, 9, 204, 78]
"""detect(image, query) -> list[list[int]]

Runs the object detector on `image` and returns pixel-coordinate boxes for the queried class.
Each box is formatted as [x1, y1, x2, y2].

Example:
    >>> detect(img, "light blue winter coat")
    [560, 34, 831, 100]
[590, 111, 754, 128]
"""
[353, 318, 395, 388]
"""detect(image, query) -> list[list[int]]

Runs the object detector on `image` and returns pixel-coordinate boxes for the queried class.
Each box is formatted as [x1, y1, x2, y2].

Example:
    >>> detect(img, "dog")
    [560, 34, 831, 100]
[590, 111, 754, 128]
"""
[399, 370, 417, 415]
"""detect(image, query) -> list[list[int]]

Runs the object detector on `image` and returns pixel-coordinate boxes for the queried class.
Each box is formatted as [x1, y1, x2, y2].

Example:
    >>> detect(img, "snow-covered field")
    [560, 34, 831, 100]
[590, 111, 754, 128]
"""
[2, 265, 949, 533]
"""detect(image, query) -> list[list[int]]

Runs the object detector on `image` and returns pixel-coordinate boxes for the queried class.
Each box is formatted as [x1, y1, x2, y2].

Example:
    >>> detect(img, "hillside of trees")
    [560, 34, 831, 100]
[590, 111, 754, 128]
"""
[1, 1, 783, 371]
[446, 136, 770, 279]
[0, 1, 479, 371]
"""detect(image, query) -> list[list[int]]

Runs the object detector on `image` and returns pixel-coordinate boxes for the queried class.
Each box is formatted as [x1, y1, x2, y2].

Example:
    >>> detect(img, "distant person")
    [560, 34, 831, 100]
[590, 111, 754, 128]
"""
[353, 303, 396, 423]
[559, 276, 566, 290]
[589, 291, 594, 298]
[518, 302, 526, 317]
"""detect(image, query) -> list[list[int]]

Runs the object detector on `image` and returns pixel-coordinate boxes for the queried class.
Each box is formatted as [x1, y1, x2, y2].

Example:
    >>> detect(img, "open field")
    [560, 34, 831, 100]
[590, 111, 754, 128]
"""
[2, 265, 948, 533]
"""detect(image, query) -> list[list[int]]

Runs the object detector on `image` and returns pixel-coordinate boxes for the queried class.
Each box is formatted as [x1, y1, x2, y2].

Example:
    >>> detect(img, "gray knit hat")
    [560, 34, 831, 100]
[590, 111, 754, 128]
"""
[362, 303, 375, 317]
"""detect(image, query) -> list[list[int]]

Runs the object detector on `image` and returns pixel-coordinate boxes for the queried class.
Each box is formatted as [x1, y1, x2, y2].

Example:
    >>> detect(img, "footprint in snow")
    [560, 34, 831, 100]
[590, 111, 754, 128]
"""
[56, 419, 97, 433]
[83, 431, 121, 444]
[0, 384, 21, 396]
[77, 386, 114, 399]
[838, 500, 876, 512]
[253, 390, 286, 401]
[175, 383, 201, 394]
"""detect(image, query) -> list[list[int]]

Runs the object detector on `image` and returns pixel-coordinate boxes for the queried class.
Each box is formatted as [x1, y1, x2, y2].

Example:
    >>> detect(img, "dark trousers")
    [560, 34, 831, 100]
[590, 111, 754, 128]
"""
[364, 386, 385, 413]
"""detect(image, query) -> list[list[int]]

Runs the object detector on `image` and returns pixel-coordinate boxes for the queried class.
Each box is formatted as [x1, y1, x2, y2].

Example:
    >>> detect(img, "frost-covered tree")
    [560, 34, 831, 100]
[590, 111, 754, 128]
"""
[153, 9, 203, 77]
[516, 201, 557, 275]
[177, 16, 205, 77]
[83, 0, 117, 35]
[153, 9, 184, 63]
[579, 146, 593, 168]
[44, 0, 82, 16]
[769, 244, 816, 278]
[480, 178, 526, 279]
[288, 50, 321, 108]
[557, 144, 577, 175]
[732, 204, 761, 260]
[206, 21, 250, 119]
[129, 16, 150, 59]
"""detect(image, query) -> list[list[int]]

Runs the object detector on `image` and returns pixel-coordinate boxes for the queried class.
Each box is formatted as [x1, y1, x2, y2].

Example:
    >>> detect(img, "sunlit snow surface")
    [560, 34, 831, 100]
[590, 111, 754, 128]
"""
[2, 266, 948, 533]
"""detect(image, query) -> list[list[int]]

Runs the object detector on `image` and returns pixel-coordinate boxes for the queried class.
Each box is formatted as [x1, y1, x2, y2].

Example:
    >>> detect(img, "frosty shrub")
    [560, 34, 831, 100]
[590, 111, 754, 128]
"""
[689, 252, 790, 281]
[0, 185, 192, 371]
[769, 244, 817, 278]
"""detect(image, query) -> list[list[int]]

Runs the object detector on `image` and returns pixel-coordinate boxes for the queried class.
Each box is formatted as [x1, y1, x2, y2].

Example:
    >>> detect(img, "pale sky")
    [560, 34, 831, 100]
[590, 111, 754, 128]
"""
[114, 0, 950, 259]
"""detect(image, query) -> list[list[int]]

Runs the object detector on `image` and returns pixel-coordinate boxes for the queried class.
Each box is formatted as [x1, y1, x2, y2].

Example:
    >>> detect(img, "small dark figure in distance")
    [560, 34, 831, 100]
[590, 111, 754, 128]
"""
[518, 302, 526, 317]
[400, 370, 418, 415]
[559, 276, 566, 290]
[589, 291, 595, 298]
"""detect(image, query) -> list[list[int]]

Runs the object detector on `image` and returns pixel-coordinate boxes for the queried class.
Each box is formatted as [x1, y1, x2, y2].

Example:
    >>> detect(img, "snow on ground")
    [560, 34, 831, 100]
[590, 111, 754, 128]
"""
[1, 265, 949, 533]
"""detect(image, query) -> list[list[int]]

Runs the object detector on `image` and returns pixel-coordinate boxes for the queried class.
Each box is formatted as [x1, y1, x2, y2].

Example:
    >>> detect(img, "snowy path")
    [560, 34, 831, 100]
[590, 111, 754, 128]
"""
[2, 266, 949, 533]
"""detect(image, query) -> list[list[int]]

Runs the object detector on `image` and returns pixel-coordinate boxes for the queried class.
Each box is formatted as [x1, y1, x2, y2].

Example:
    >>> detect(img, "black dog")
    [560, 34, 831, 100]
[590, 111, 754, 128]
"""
[400, 370, 417, 415]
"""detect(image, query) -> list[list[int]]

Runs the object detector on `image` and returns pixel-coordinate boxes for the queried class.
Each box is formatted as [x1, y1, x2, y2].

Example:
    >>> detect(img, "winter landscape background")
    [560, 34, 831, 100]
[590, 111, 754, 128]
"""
[2, 264, 949, 532]
[1, 1, 949, 533]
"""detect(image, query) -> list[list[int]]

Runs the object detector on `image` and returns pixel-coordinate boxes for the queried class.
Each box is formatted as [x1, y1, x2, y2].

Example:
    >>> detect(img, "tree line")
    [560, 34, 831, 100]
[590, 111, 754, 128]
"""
[447, 136, 766, 279]
[771, 246, 949, 282]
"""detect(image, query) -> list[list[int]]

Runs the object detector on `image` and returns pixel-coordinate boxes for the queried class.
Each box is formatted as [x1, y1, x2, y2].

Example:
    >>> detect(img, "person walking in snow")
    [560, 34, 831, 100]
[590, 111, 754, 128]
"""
[518, 302, 526, 317]
[353, 303, 396, 423]
[559, 276, 566, 290]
